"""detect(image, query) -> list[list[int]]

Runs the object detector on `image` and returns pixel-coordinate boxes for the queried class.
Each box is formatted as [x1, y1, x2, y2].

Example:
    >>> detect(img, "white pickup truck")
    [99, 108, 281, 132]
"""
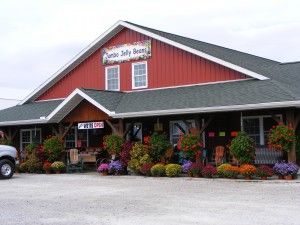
[0, 145, 17, 179]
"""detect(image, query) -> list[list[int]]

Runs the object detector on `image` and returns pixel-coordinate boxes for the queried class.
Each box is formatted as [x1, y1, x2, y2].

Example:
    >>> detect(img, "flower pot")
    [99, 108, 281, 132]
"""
[284, 175, 293, 180]
[278, 175, 284, 180]
[101, 171, 108, 176]
[260, 176, 267, 180]
[244, 176, 252, 180]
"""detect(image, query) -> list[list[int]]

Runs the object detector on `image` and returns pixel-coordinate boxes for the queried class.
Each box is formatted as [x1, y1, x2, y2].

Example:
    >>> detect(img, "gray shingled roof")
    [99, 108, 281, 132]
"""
[80, 88, 124, 112]
[0, 23, 299, 125]
[0, 100, 62, 122]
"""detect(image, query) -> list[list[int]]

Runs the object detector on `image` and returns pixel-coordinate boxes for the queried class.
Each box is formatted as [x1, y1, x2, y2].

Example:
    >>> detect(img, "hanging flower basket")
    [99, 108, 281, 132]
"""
[268, 124, 296, 152]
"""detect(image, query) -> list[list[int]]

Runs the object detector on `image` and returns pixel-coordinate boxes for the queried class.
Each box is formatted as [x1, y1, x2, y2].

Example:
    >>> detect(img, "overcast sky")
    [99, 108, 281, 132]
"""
[0, 0, 299, 101]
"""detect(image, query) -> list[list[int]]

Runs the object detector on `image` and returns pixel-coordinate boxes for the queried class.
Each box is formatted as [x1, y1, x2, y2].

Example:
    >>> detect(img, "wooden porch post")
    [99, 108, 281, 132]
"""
[286, 109, 300, 163]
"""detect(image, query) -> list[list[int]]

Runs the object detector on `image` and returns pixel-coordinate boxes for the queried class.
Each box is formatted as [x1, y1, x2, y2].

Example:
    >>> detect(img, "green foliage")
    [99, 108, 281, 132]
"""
[103, 134, 123, 155]
[149, 133, 171, 162]
[165, 164, 182, 177]
[19, 162, 28, 173]
[128, 143, 151, 173]
[229, 132, 255, 164]
[25, 143, 37, 155]
[43, 136, 64, 162]
[51, 161, 66, 172]
[150, 164, 166, 177]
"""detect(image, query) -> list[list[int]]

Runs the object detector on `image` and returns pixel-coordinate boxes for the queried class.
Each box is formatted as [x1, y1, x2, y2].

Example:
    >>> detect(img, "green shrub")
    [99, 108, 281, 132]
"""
[149, 133, 171, 162]
[165, 164, 182, 177]
[150, 164, 166, 177]
[229, 132, 255, 164]
[128, 143, 151, 173]
[43, 136, 64, 162]
[25, 143, 37, 155]
[103, 134, 123, 155]
[51, 161, 66, 172]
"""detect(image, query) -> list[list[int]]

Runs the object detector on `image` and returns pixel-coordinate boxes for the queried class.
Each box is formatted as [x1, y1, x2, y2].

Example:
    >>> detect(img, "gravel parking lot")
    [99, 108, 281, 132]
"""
[1, 173, 300, 225]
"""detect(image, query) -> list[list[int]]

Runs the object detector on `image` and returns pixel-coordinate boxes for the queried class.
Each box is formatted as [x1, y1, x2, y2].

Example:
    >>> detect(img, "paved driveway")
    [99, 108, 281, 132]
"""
[1, 173, 300, 225]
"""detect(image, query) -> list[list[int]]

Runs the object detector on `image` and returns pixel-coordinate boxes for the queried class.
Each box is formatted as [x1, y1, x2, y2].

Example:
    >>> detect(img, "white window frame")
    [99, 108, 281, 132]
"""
[20, 128, 42, 151]
[105, 65, 120, 91]
[242, 114, 282, 146]
[132, 61, 148, 89]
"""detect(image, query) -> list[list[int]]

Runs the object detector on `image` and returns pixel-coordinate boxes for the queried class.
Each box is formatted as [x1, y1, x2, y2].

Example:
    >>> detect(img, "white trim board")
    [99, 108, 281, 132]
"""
[19, 20, 269, 105]
[113, 100, 300, 118]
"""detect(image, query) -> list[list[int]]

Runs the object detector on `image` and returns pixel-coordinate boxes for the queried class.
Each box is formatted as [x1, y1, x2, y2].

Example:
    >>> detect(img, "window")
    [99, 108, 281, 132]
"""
[20, 128, 42, 157]
[132, 62, 147, 89]
[170, 120, 196, 146]
[105, 65, 120, 91]
[242, 115, 282, 146]
[64, 126, 89, 149]
[65, 127, 76, 149]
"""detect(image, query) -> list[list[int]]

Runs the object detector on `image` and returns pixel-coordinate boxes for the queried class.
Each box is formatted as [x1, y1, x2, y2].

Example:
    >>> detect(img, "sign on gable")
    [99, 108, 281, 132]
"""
[102, 40, 151, 65]
[78, 121, 104, 130]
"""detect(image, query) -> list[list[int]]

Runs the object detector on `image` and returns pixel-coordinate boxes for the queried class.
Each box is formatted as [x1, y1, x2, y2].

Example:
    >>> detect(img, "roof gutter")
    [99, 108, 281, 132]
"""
[0, 118, 48, 127]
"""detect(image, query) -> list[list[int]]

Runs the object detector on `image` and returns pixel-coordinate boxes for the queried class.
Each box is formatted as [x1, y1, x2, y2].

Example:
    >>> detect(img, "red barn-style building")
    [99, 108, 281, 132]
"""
[0, 21, 299, 163]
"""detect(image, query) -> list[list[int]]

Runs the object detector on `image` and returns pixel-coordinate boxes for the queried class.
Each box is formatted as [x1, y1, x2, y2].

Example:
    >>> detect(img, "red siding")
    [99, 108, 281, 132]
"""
[37, 28, 247, 100]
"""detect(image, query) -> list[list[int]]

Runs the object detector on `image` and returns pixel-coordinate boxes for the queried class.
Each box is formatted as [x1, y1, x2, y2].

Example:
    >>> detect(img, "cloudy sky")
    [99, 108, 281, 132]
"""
[0, 0, 299, 101]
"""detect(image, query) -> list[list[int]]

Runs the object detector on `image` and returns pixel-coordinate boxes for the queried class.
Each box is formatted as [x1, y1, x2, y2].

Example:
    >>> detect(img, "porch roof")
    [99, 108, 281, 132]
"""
[1, 76, 300, 125]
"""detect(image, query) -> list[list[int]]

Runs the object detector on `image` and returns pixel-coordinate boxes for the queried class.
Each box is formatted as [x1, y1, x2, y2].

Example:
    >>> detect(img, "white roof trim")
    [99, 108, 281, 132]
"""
[46, 88, 115, 122]
[20, 20, 269, 105]
[114, 100, 300, 118]
[0, 119, 47, 126]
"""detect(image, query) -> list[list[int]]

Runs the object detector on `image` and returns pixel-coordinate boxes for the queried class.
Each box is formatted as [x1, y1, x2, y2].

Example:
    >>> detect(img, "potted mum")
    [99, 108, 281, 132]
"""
[103, 134, 123, 159]
[43, 161, 52, 174]
[108, 160, 123, 175]
[239, 164, 256, 180]
[50, 161, 65, 174]
[97, 163, 109, 176]
[181, 160, 192, 174]
[201, 164, 217, 178]
[256, 165, 273, 180]
[188, 163, 203, 177]
[273, 162, 299, 180]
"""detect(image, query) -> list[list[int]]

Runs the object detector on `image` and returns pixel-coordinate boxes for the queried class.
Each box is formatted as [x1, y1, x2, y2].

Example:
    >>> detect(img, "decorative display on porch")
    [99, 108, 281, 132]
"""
[230, 131, 238, 137]
[229, 132, 255, 164]
[208, 132, 215, 137]
[177, 133, 202, 161]
[268, 124, 296, 152]
[219, 131, 226, 137]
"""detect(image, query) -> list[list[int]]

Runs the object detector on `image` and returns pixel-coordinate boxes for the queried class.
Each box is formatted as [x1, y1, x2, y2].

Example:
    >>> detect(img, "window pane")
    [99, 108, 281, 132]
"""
[106, 67, 119, 91]
[243, 118, 260, 146]
[133, 63, 147, 88]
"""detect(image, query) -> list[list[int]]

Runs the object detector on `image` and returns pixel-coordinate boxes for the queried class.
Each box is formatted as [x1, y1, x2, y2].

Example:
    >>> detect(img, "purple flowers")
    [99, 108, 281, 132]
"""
[273, 162, 299, 176]
[181, 160, 192, 173]
[109, 160, 123, 173]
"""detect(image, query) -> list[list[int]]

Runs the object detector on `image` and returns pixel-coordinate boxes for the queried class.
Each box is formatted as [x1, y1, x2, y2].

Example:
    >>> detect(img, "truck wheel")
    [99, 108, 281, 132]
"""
[0, 159, 15, 179]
